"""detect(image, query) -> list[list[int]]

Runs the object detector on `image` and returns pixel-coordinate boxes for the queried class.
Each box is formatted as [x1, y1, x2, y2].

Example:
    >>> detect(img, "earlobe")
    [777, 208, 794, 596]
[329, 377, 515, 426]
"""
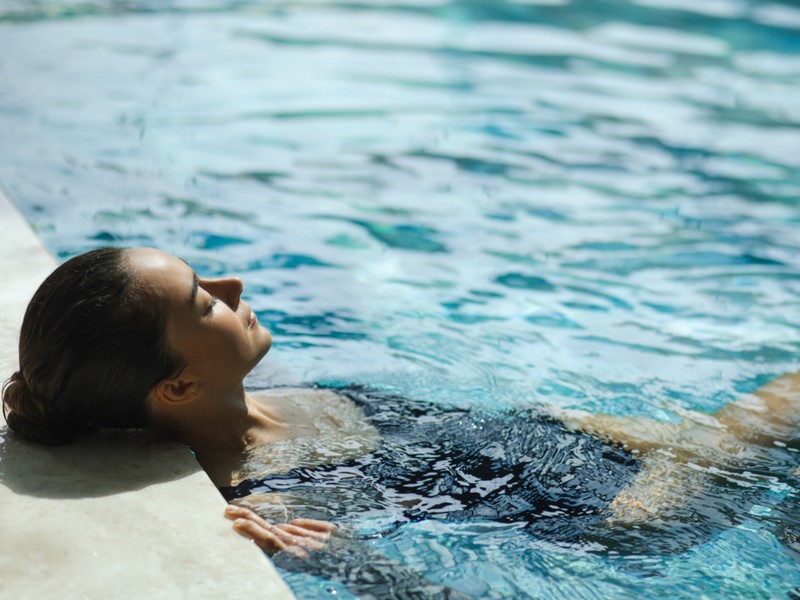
[152, 375, 199, 407]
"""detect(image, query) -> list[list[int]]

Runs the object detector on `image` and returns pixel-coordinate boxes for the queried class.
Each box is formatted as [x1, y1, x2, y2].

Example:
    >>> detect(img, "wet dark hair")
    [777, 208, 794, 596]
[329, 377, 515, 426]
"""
[2, 247, 184, 445]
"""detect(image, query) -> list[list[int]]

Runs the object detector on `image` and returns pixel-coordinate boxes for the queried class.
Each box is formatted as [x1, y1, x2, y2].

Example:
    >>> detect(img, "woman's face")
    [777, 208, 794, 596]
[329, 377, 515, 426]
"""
[127, 248, 272, 388]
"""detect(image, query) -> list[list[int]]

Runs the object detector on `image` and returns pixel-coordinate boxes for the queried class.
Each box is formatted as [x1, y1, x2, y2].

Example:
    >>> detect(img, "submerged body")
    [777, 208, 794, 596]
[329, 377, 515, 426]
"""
[209, 383, 800, 597]
[206, 380, 800, 555]
[214, 386, 640, 598]
[221, 386, 639, 542]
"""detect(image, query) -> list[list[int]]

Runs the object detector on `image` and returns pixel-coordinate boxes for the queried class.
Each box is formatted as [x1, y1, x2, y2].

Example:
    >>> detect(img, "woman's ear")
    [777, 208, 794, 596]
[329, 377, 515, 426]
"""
[151, 374, 199, 408]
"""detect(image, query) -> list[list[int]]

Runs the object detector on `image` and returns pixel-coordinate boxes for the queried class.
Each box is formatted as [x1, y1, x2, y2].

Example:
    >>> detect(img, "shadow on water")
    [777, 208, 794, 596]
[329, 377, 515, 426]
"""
[0, 426, 200, 499]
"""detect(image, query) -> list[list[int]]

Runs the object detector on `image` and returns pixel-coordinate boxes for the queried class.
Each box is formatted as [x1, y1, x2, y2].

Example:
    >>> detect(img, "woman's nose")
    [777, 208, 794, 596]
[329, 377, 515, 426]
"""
[202, 277, 243, 309]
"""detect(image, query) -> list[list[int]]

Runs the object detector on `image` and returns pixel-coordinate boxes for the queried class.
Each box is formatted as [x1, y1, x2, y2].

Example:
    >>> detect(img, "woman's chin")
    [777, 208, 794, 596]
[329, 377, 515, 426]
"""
[257, 329, 272, 359]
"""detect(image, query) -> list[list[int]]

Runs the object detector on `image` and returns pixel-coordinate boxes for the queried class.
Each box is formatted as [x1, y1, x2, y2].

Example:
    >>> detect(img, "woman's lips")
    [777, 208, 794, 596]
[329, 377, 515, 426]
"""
[242, 301, 257, 329]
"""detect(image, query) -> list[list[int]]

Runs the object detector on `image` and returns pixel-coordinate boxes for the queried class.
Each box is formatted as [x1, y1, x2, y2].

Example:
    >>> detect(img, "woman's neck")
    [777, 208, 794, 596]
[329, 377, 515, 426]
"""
[167, 389, 286, 453]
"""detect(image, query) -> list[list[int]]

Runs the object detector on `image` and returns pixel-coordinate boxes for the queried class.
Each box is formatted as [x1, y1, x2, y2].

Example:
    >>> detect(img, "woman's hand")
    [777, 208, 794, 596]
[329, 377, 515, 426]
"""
[224, 504, 336, 558]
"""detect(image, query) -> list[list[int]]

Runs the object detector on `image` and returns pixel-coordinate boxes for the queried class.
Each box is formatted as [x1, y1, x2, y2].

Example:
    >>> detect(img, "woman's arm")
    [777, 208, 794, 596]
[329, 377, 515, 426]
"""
[552, 371, 800, 457]
[714, 371, 800, 445]
[551, 406, 740, 459]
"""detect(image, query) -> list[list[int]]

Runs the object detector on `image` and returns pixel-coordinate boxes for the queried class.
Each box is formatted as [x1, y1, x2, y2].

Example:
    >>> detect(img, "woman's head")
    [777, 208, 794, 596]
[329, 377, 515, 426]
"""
[2, 247, 271, 445]
[126, 248, 272, 397]
[2, 248, 183, 444]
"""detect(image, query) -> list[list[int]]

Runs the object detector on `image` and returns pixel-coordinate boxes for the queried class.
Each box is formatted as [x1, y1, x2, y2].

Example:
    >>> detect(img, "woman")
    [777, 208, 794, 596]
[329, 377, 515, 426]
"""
[4, 248, 799, 591]
[2, 247, 339, 552]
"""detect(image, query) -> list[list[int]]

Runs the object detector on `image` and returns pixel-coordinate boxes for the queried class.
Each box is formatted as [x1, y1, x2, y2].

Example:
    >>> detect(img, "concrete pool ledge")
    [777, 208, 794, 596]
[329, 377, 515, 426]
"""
[0, 189, 295, 599]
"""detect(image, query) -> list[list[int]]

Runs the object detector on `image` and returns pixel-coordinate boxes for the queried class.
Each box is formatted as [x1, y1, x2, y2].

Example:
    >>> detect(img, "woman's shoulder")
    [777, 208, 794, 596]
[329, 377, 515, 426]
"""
[217, 386, 383, 488]
[250, 385, 375, 437]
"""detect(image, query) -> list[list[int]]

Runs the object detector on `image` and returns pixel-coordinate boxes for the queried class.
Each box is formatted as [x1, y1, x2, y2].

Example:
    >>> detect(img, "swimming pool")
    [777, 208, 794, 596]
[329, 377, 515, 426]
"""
[1, 0, 799, 596]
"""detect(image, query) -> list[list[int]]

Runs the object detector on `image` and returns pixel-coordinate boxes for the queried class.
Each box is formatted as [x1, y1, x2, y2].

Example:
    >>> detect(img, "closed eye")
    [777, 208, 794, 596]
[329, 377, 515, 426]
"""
[204, 297, 219, 316]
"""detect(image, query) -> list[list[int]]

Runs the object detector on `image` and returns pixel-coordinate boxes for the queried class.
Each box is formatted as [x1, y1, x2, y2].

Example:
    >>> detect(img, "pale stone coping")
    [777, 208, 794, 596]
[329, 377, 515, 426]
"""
[0, 187, 295, 599]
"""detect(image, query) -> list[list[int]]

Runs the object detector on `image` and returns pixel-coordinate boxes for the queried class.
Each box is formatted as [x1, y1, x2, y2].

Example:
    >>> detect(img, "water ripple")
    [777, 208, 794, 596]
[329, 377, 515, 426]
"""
[2, 1, 800, 597]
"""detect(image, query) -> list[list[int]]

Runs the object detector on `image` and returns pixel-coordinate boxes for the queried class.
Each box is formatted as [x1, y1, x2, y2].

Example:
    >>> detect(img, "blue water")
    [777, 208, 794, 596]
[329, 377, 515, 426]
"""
[1, 0, 800, 597]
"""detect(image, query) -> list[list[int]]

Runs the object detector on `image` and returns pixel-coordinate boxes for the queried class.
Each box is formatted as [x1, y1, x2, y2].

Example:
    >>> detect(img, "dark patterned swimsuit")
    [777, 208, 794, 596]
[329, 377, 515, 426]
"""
[222, 386, 640, 543]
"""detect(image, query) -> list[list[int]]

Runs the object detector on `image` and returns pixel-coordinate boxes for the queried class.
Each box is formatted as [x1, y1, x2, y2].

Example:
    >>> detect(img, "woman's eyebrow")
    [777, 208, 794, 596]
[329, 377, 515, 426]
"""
[190, 271, 199, 306]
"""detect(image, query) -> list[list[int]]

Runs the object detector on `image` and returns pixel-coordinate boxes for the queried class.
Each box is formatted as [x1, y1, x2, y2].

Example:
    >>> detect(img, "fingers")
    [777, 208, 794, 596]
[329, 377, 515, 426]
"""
[232, 518, 319, 558]
[225, 504, 337, 558]
[289, 518, 338, 534]
[271, 522, 328, 549]
[232, 517, 311, 558]
[225, 504, 269, 527]
[232, 517, 286, 552]
[276, 527, 327, 552]
[225, 505, 336, 536]
[271, 524, 327, 552]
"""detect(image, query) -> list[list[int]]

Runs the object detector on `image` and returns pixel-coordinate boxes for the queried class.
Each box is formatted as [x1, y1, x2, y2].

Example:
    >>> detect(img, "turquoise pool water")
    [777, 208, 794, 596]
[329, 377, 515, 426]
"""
[1, 0, 799, 597]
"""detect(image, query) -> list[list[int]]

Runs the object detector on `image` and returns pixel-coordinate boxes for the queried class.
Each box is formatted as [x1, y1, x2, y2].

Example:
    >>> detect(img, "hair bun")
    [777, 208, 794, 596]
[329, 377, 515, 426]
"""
[8, 370, 26, 385]
[2, 371, 72, 445]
